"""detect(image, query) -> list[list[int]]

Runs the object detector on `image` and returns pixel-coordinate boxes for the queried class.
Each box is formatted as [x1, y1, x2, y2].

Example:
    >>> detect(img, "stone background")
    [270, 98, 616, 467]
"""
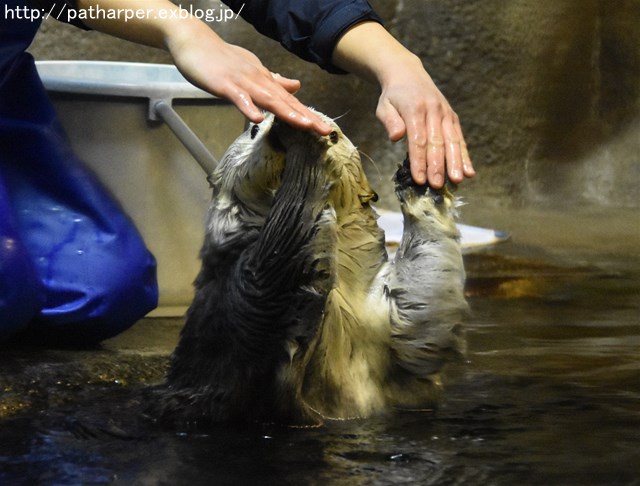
[29, 0, 639, 216]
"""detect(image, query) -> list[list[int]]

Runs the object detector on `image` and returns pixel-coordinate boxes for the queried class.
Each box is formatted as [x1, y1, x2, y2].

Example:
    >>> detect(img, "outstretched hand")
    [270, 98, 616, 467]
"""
[375, 55, 475, 187]
[333, 21, 475, 188]
[77, 0, 332, 135]
[167, 20, 332, 135]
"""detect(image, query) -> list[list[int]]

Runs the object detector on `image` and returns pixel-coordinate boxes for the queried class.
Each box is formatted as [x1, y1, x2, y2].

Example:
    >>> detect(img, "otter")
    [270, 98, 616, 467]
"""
[156, 111, 468, 426]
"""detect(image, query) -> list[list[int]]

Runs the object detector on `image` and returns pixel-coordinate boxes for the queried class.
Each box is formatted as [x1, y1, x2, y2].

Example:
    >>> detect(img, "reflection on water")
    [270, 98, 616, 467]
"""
[1, 250, 639, 485]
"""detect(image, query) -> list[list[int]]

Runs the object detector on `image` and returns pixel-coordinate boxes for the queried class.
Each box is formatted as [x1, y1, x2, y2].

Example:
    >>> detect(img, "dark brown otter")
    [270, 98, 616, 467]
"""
[155, 110, 468, 427]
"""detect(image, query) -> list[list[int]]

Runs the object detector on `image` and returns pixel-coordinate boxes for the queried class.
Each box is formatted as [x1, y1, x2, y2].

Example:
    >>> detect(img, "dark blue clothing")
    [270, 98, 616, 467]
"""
[26, 0, 382, 73]
[223, 0, 382, 73]
[1, 0, 158, 344]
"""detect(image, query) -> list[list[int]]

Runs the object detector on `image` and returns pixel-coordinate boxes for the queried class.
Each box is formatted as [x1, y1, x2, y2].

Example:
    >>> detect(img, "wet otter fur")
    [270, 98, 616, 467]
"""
[156, 111, 468, 426]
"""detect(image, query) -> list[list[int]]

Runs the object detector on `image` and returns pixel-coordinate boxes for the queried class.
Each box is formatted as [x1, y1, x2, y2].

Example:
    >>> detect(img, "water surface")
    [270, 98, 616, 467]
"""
[1, 246, 639, 485]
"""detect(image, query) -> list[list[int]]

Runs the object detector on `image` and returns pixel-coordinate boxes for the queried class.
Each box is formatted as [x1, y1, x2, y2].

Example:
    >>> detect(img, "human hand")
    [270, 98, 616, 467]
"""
[76, 0, 332, 135]
[375, 54, 475, 188]
[165, 19, 332, 135]
[332, 21, 475, 188]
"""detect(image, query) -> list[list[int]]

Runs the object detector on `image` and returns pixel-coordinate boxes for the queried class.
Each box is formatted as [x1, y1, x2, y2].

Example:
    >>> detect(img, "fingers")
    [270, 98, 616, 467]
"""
[193, 43, 331, 135]
[377, 97, 433, 185]
[383, 94, 474, 188]
[238, 69, 331, 135]
[228, 84, 332, 135]
[223, 88, 265, 124]
[252, 82, 332, 135]
[423, 112, 445, 187]
[219, 64, 332, 135]
[456, 120, 476, 178]
[441, 113, 464, 184]
[168, 28, 329, 136]
[271, 72, 301, 94]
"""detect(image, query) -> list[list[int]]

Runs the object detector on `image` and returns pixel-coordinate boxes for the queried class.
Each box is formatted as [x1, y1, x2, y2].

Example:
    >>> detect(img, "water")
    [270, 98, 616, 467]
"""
[1, 248, 639, 485]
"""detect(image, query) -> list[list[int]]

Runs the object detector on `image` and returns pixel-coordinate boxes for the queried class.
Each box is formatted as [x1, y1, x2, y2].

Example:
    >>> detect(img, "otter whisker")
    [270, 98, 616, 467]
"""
[358, 149, 383, 183]
[331, 109, 351, 122]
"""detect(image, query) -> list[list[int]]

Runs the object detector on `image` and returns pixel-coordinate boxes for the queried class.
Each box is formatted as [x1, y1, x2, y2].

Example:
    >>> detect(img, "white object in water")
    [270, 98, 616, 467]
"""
[376, 210, 509, 254]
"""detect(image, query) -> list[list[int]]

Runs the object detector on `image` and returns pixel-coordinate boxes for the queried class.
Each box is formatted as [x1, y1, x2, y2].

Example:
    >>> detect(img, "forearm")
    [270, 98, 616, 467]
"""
[75, 0, 214, 53]
[332, 21, 423, 87]
[74, 0, 331, 134]
[332, 20, 475, 187]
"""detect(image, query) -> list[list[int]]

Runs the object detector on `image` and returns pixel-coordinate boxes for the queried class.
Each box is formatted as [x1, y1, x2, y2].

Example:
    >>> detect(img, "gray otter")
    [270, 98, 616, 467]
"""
[157, 111, 468, 426]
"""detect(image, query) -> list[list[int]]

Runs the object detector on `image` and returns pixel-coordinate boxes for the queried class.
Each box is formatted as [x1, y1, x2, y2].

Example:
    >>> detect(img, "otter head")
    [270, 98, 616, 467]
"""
[210, 113, 285, 217]
[271, 109, 378, 217]
[219, 109, 378, 219]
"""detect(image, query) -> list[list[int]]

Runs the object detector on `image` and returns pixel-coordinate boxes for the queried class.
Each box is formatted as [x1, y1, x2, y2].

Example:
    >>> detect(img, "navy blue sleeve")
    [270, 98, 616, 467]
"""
[223, 0, 383, 73]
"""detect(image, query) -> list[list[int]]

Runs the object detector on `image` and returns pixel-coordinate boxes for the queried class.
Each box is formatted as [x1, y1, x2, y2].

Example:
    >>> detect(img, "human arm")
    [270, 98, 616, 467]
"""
[225, 1, 475, 187]
[73, 0, 331, 134]
[332, 21, 475, 187]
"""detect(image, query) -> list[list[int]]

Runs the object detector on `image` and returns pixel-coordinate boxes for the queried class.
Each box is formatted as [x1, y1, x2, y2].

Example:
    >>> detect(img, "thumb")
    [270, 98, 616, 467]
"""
[376, 97, 406, 142]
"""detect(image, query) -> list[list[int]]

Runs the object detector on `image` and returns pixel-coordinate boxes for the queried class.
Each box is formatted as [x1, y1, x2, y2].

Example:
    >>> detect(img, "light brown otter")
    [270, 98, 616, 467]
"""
[156, 110, 468, 426]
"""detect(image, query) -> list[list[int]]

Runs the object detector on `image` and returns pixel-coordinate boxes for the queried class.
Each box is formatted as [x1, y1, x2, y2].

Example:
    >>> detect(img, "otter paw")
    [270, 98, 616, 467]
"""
[393, 155, 455, 205]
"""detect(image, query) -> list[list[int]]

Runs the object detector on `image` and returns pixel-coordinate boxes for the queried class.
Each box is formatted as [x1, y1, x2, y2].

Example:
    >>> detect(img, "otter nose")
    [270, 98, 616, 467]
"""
[267, 118, 287, 152]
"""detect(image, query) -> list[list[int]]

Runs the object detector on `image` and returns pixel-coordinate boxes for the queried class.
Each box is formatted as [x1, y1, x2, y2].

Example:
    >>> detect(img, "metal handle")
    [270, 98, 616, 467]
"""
[152, 99, 218, 176]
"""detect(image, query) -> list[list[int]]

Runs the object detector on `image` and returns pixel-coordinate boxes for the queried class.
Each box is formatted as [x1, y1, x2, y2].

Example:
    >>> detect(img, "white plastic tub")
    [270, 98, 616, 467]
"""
[36, 61, 245, 314]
